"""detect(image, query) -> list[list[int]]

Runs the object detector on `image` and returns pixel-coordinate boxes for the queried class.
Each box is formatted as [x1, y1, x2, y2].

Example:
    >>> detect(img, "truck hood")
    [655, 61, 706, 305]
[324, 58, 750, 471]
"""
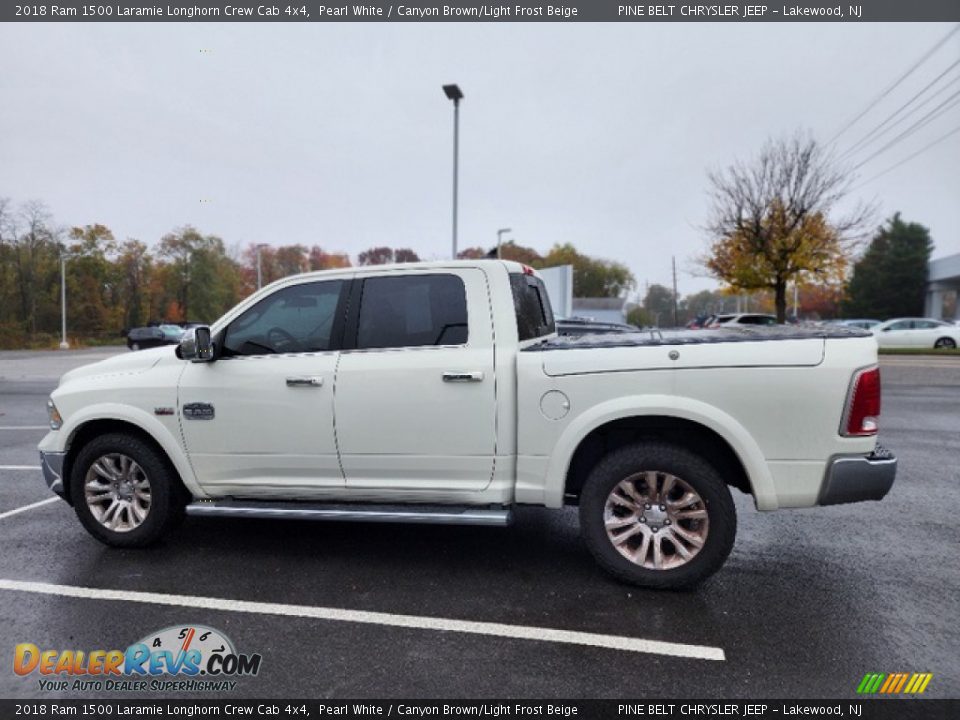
[59, 346, 175, 386]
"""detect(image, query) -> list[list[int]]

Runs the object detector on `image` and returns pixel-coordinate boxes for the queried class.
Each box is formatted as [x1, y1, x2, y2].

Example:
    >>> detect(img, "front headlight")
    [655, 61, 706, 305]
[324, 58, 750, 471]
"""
[47, 400, 63, 430]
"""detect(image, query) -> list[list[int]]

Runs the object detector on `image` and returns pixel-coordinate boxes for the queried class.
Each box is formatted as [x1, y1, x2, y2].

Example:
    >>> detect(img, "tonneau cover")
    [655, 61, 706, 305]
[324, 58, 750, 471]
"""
[525, 326, 872, 377]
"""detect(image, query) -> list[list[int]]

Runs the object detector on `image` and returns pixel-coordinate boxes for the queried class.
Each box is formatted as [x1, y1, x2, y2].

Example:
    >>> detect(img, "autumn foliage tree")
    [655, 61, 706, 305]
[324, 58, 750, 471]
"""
[308, 246, 351, 271]
[542, 243, 635, 298]
[457, 241, 635, 299]
[357, 247, 420, 265]
[702, 133, 869, 322]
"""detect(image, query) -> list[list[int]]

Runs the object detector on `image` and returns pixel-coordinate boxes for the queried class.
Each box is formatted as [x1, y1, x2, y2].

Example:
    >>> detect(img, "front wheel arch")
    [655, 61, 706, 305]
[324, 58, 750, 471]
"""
[63, 419, 189, 507]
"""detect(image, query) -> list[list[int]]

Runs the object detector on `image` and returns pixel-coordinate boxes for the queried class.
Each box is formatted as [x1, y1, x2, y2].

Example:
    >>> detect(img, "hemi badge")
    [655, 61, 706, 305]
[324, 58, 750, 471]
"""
[154, 407, 175, 416]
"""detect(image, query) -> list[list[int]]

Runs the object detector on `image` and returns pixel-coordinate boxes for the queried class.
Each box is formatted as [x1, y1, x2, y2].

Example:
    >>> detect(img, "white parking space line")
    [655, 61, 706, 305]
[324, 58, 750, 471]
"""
[0, 578, 724, 661]
[0, 497, 59, 520]
[0, 426, 49, 430]
[0, 465, 41, 471]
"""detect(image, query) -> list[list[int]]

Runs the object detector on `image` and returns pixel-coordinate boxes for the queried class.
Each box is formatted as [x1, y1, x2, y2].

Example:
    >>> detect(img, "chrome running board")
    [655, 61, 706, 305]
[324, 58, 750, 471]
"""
[185, 500, 512, 526]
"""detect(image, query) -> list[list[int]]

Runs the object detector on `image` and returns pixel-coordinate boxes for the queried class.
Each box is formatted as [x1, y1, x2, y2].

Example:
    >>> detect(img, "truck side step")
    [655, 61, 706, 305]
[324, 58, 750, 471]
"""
[185, 499, 512, 526]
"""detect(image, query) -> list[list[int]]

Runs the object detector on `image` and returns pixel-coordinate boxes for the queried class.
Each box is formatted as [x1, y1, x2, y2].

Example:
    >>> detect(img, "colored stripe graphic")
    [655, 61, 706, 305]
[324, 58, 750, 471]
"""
[893, 673, 909, 693]
[857, 672, 932, 694]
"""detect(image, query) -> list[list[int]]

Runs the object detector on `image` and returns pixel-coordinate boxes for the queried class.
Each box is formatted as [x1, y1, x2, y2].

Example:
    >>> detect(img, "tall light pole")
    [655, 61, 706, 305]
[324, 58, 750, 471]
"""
[442, 84, 463, 259]
[59, 252, 74, 350]
[255, 243, 269, 290]
[496, 228, 512, 259]
[671, 256, 679, 328]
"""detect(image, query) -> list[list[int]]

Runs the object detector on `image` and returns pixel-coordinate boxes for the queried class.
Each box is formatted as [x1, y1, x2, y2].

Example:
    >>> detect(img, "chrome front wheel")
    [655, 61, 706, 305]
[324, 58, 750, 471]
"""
[84, 453, 153, 532]
[71, 431, 183, 547]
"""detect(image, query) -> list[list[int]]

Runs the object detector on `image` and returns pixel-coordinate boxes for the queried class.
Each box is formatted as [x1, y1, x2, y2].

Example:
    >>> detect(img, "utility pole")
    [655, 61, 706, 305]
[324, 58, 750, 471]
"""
[671, 256, 679, 328]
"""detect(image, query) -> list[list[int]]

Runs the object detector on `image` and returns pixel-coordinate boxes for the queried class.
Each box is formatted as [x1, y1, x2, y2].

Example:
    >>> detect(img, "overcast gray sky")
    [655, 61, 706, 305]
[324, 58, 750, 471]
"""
[1, 22, 958, 295]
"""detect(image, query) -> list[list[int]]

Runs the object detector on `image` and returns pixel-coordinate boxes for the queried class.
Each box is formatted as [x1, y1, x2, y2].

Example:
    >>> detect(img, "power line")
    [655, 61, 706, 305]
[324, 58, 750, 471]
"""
[840, 58, 960, 159]
[827, 23, 960, 145]
[852, 122, 960, 190]
[852, 87, 960, 170]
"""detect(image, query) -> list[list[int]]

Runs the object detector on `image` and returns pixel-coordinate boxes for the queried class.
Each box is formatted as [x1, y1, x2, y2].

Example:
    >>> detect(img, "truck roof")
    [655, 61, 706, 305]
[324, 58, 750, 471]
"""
[260, 259, 538, 287]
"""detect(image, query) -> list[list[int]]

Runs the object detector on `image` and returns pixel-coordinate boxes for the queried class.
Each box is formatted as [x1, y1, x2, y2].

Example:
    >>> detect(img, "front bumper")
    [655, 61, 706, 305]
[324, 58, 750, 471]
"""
[39, 450, 68, 500]
[818, 445, 897, 506]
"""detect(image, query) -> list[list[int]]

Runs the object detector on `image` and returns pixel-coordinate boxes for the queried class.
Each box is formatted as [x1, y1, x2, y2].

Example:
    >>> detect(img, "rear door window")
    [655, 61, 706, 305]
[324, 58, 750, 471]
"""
[356, 274, 468, 349]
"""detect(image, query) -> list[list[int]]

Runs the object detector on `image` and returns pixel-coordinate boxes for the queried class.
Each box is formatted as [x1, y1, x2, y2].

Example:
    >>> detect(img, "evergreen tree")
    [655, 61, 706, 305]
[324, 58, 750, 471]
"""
[844, 214, 933, 319]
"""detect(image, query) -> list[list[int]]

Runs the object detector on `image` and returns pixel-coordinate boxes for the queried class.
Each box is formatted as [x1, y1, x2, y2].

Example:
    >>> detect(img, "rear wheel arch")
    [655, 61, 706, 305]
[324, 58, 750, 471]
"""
[563, 415, 752, 503]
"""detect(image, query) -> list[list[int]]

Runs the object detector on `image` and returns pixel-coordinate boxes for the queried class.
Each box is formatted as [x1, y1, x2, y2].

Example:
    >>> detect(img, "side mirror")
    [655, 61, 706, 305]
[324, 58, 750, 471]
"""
[178, 326, 215, 362]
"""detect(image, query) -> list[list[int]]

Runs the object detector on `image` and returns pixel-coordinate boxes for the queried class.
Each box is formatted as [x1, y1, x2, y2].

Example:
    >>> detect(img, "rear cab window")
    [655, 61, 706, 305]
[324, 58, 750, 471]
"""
[510, 272, 555, 342]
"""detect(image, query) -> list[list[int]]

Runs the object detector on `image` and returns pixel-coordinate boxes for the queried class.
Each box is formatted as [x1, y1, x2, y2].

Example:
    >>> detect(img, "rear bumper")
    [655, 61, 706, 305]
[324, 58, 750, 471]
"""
[818, 445, 896, 506]
[39, 450, 68, 500]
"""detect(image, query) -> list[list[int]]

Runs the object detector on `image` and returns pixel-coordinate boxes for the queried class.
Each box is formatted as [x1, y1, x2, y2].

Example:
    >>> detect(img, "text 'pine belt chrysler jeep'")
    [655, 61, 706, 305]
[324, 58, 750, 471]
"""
[39, 260, 896, 589]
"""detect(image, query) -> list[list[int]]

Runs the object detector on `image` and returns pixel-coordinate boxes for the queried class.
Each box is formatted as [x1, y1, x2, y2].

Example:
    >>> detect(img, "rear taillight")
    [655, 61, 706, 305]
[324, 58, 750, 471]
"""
[842, 366, 881, 437]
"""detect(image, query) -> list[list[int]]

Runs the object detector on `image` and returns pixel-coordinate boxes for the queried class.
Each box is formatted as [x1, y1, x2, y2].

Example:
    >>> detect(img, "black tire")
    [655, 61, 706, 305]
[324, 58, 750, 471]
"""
[129, 342, 140, 351]
[934, 337, 956, 350]
[70, 432, 185, 548]
[579, 442, 736, 590]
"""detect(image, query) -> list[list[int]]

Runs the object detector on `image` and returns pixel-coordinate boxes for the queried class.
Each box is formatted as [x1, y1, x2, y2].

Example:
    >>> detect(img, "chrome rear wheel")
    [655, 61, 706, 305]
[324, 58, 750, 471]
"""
[579, 442, 736, 589]
[604, 471, 709, 570]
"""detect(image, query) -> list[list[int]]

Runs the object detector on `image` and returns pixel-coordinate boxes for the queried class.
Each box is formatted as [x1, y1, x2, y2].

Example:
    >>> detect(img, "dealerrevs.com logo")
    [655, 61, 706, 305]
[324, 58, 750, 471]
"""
[14, 624, 262, 692]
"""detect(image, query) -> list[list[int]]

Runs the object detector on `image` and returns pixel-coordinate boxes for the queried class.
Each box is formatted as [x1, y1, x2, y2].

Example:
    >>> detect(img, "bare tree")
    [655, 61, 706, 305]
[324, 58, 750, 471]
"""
[703, 132, 872, 322]
[0, 197, 11, 245]
[12, 200, 59, 333]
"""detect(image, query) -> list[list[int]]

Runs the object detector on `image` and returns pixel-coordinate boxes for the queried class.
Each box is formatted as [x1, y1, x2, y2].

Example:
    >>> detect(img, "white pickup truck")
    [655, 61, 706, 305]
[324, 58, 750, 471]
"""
[39, 260, 896, 589]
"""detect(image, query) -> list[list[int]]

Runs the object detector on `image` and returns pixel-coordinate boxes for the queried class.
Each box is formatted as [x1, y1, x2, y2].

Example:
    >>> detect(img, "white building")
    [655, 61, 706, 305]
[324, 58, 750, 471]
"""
[570, 297, 629, 324]
[927, 253, 960, 320]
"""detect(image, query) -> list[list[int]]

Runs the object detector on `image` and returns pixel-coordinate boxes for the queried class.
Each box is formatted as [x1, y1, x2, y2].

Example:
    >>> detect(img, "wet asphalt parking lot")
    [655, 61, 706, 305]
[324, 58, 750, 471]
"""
[0, 348, 957, 700]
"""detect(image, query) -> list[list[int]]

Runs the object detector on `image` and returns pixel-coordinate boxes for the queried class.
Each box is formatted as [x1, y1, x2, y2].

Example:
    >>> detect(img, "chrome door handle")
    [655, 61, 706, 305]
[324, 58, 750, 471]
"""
[286, 376, 323, 387]
[442, 371, 484, 383]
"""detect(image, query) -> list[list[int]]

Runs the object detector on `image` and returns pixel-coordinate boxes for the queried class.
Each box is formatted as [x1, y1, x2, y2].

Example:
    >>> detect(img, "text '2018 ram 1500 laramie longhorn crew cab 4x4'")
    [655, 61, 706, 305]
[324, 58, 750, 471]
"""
[39, 260, 896, 589]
